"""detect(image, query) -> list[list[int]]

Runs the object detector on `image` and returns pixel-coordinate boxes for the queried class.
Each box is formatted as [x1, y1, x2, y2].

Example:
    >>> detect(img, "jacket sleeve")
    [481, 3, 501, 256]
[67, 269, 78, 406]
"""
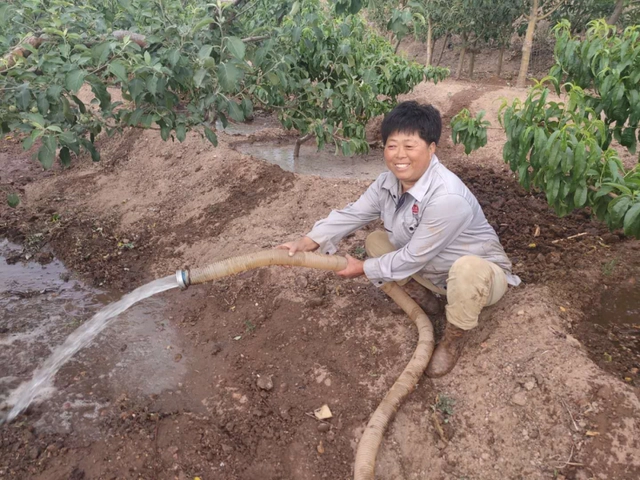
[363, 194, 472, 286]
[306, 178, 382, 254]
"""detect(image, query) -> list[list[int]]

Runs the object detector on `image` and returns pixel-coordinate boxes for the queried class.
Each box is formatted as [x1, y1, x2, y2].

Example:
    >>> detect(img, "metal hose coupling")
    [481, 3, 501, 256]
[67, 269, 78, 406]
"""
[176, 269, 190, 289]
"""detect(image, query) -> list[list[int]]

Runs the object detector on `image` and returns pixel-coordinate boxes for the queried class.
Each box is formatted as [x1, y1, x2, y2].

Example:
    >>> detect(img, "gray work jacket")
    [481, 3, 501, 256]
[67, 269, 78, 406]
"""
[307, 155, 521, 289]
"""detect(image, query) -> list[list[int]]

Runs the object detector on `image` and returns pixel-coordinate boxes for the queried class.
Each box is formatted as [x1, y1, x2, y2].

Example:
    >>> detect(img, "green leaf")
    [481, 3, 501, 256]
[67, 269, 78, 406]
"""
[108, 61, 128, 83]
[59, 146, 71, 167]
[167, 49, 180, 67]
[37, 93, 50, 114]
[226, 37, 246, 60]
[192, 17, 215, 34]
[22, 129, 42, 151]
[37, 135, 57, 170]
[46, 85, 63, 101]
[175, 124, 186, 143]
[608, 196, 632, 227]
[7, 193, 20, 208]
[198, 44, 213, 60]
[65, 70, 86, 93]
[91, 42, 111, 63]
[217, 62, 243, 91]
[227, 101, 244, 122]
[623, 203, 640, 238]
[146, 75, 158, 95]
[194, 68, 206, 88]
[204, 127, 218, 147]
[574, 184, 588, 208]
[16, 85, 31, 110]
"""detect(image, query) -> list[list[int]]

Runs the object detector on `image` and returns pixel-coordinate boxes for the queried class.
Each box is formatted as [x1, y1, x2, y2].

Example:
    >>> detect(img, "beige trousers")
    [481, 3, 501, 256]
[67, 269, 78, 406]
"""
[365, 231, 508, 330]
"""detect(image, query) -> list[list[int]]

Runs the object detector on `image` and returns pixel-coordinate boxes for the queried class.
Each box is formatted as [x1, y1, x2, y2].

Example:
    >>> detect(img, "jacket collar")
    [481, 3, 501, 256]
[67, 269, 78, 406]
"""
[381, 155, 440, 202]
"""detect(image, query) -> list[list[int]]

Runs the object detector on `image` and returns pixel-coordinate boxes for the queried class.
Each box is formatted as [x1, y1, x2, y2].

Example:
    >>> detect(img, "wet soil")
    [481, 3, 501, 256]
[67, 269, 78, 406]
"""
[2, 76, 640, 480]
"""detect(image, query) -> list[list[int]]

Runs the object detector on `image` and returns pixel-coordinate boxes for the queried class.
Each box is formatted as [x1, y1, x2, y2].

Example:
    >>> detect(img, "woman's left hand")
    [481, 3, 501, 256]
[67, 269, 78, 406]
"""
[336, 254, 365, 278]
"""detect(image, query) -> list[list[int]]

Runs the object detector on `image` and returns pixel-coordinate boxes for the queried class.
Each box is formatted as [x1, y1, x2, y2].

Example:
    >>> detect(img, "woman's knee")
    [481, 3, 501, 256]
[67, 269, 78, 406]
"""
[365, 231, 394, 258]
[449, 255, 486, 277]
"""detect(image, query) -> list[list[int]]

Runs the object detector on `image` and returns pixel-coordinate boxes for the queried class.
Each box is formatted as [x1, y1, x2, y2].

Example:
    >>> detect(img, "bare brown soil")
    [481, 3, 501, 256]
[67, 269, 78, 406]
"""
[1, 77, 639, 480]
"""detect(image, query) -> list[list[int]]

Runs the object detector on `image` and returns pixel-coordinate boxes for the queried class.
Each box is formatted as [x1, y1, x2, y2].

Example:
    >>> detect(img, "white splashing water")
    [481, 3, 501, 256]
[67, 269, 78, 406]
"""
[3, 275, 179, 423]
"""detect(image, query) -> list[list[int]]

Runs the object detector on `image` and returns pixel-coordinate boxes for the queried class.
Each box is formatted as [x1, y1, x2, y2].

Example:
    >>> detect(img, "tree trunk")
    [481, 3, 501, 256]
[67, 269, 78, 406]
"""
[455, 33, 468, 80]
[468, 40, 478, 79]
[425, 18, 433, 67]
[436, 32, 449, 67]
[607, 0, 625, 25]
[516, 0, 538, 88]
[294, 134, 313, 158]
[497, 46, 504, 77]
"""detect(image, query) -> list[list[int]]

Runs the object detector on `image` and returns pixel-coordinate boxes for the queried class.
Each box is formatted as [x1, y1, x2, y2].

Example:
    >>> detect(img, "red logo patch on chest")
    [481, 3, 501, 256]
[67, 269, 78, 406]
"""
[412, 204, 419, 215]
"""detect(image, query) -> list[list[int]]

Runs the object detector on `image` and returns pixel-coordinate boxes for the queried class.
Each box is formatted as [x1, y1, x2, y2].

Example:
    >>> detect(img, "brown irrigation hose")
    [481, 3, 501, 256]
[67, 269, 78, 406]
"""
[186, 250, 348, 285]
[353, 282, 435, 480]
[180, 250, 434, 479]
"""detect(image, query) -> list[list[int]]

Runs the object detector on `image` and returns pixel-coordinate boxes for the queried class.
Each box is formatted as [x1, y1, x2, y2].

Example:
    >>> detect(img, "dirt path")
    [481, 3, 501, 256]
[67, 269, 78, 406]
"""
[1, 79, 639, 480]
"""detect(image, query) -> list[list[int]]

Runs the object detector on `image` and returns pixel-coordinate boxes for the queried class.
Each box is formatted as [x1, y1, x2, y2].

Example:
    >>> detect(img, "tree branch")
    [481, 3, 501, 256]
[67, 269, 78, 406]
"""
[538, 0, 567, 21]
[241, 34, 270, 43]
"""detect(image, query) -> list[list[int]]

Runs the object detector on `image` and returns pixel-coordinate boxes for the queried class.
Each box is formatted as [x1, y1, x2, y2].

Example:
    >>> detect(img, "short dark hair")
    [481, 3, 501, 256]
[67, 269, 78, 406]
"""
[381, 101, 442, 146]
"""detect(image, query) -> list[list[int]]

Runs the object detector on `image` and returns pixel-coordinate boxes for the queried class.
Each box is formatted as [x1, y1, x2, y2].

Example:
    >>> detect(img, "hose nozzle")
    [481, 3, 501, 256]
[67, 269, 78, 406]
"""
[176, 269, 190, 290]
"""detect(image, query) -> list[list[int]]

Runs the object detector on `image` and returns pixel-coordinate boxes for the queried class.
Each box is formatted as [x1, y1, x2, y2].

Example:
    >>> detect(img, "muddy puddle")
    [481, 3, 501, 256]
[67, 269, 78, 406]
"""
[0, 239, 185, 431]
[215, 114, 280, 135]
[591, 284, 640, 329]
[236, 141, 387, 179]
[578, 282, 640, 382]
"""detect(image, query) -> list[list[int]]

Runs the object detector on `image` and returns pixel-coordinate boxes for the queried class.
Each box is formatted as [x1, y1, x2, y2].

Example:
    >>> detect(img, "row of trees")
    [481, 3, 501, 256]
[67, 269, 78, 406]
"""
[366, 0, 640, 87]
[451, 20, 640, 238]
[0, 0, 448, 183]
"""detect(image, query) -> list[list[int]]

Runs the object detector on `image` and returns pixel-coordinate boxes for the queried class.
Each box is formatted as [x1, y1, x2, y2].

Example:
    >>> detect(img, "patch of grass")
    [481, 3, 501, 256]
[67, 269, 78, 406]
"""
[351, 246, 367, 260]
[244, 319, 256, 333]
[432, 393, 456, 419]
[602, 258, 617, 276]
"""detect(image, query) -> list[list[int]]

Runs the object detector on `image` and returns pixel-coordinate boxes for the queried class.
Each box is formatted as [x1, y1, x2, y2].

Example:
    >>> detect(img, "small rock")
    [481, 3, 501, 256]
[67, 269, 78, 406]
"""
[596, 385, 613, 400]
[317, 423, 330, 433]
[195, 166, 202, 172]
[524, 380, 536, 391]
[29, 446, 41, 460]
[120, 344, 127, 352]
[511, 392, 527, 406]
[481, 453, 490, 460]
[565, 334, 582, 348]
[174, 353, 182, 362]
[210, 342, 223, 356]
[517, 310, 525, 316]
[306, 297, 324, 308]
[601, 233, 620, 244]
[257, 376, 273, 391]
[317, 441, 325, 454]
[295, 275, 309, 288]
[279, 407, 291, 421]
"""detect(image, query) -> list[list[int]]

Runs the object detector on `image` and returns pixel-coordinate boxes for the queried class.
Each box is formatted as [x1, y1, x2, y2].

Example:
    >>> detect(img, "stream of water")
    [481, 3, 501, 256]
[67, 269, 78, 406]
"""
[3, 275, 178, 423]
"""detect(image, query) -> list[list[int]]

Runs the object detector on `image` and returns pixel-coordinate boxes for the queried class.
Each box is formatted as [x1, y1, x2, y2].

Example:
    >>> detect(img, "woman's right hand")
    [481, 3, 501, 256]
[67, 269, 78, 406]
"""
[276, 236, 320, 256]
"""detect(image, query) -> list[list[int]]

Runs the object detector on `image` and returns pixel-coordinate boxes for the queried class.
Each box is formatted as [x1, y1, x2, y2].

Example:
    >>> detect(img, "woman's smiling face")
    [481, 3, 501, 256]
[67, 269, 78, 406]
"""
[383, 131, 436, 191]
